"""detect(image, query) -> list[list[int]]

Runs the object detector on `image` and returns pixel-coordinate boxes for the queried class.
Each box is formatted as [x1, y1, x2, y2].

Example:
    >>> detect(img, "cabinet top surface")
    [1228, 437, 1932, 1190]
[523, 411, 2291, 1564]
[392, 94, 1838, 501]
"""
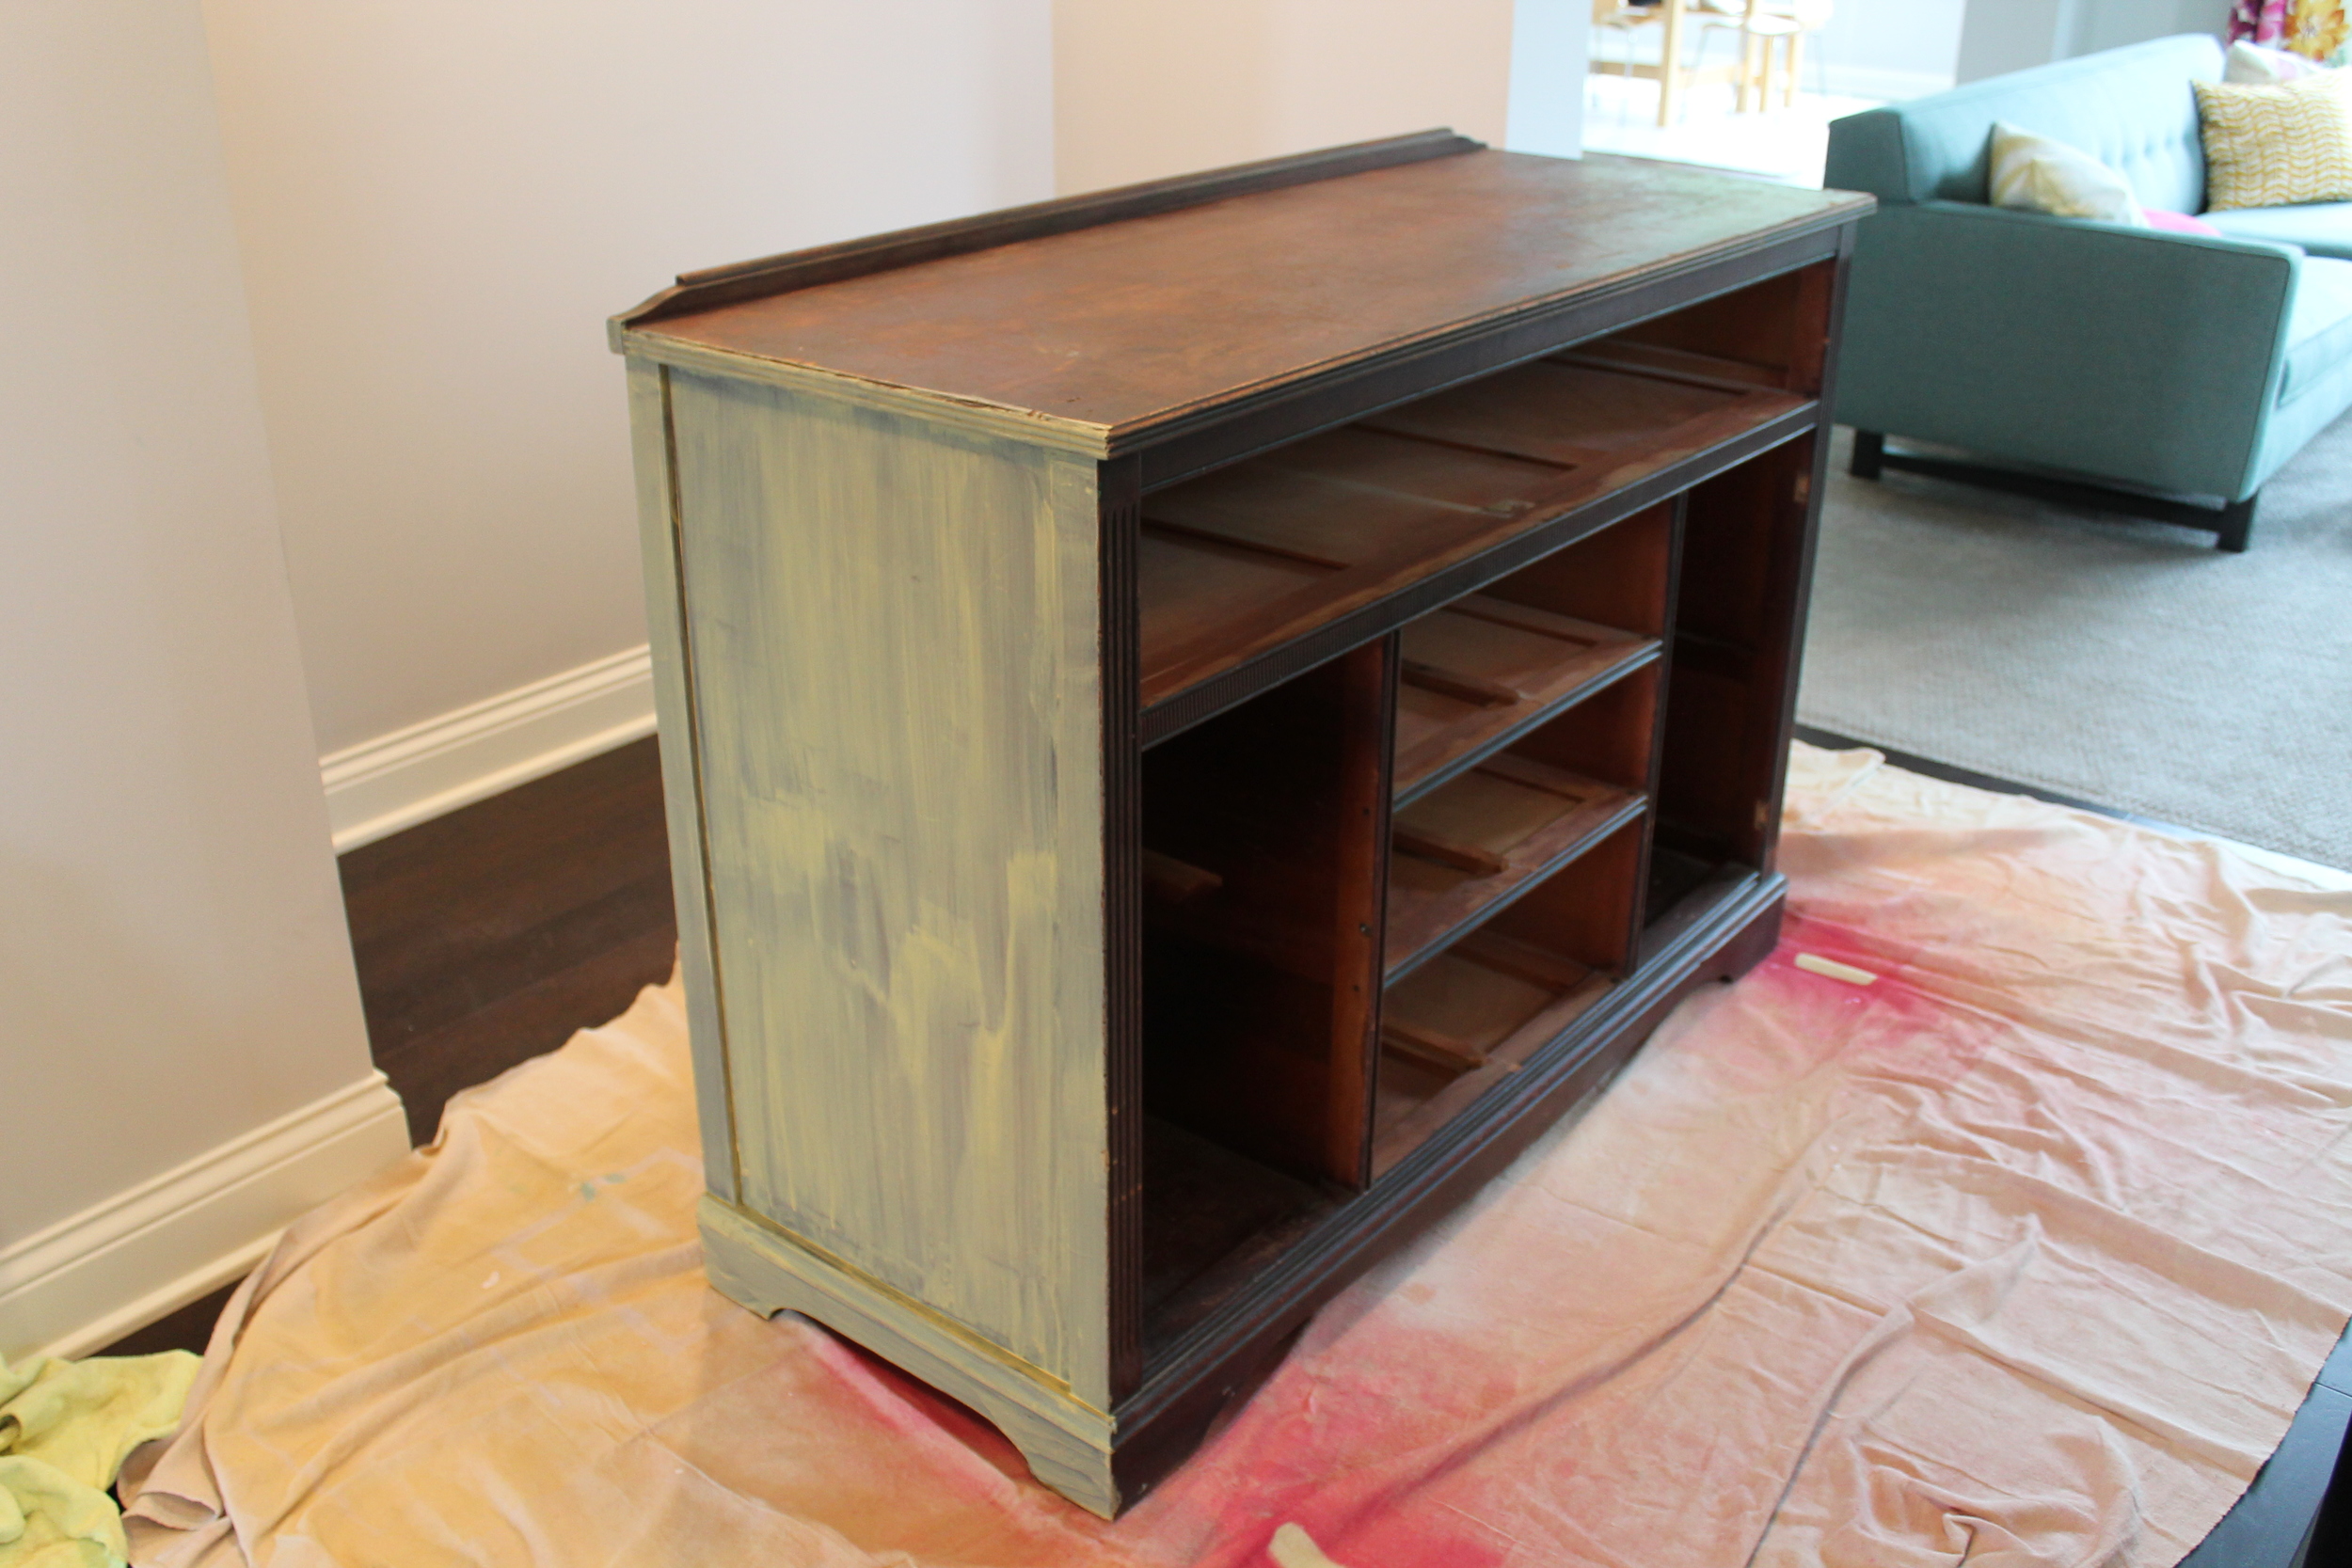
[622, 150, 1868, 449]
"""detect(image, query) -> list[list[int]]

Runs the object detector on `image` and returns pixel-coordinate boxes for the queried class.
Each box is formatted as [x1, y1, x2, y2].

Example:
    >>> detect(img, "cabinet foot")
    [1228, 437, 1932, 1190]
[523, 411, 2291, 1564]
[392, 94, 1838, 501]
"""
[698, 1197, 1124, 1517]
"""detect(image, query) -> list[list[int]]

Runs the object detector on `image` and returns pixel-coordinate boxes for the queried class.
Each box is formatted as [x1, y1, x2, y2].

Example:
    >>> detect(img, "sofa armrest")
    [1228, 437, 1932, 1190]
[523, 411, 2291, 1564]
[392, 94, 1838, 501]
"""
[1833, 200, 2302, 499]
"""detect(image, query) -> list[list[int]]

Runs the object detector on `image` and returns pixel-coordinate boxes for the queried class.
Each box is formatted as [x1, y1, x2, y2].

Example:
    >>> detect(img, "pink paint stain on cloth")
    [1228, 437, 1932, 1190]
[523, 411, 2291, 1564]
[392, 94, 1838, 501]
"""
[123, 746, 2352, 1567]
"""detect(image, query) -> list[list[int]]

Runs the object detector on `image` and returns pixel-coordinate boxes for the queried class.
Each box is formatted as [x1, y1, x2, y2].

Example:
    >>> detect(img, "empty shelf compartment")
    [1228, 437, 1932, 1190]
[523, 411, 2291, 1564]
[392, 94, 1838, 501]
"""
[1373, 820, 1647, 1173]
[1380, 927, 1596, 1077]
[1137, 355, 1805, 714]
[1386, 753, 1645, 978]
[1393, 602, 1657, 800]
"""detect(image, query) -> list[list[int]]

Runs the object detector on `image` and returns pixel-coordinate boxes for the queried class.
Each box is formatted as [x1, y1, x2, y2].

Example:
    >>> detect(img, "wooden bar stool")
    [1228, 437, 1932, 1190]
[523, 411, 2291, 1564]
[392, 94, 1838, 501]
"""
[1701, 0, 1833, 113]
[1589, 0, 1742, 126]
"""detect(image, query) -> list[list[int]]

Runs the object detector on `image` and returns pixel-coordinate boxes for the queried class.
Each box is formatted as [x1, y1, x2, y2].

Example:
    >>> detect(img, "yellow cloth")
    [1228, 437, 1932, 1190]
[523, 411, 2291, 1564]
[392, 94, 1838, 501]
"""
[2196, 71, 2352, 209]
[0, 1353, 198, 1568]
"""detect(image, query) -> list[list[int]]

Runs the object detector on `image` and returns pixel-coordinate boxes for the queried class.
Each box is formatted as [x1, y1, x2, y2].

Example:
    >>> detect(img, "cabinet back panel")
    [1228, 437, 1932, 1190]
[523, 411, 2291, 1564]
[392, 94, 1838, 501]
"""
[1478, 501, 1676, 639]
[1140, 644, 1389, 1188]
[1657, 437, 1818, 869]
[1612, 261, 1839, 394]
[664, 371, 1113, 1402]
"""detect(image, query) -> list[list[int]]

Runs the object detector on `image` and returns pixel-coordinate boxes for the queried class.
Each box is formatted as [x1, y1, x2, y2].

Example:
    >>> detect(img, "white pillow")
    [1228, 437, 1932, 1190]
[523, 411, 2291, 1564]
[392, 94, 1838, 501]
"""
[2226, 40, 2327, 85]
[1987, 122, 2150, 227]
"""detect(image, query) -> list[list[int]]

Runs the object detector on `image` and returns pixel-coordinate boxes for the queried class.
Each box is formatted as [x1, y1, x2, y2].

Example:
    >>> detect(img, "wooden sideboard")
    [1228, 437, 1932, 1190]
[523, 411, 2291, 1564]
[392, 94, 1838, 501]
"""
[612, 133, 1870, 1516]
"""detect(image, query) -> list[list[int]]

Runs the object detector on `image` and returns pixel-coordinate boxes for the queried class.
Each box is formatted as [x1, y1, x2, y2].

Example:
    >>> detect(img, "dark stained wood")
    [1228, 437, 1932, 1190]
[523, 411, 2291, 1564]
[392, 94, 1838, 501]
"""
[1655, 436, 1818, 870]
[621, 130, 1483, 331]
[1132, 224, 1849, 493]
[1502, 663, 1661, 793]
[1613, 259, 1842, 395]
[1136, 360, 1805, 719]
[1477, 496, 1677, 638]
[1389, 512, 1671, 802]
[1363, 357, 1743, 465]
[338, 736, 678, 1146]
[1140, 643, 1391, 1189]
[1117, 870, 1789, 1497]
[1375, 811, 1649, 1169]
[1324, 641, 1395, 1187]
[628, 152, 1867, 447]
[1100, 455, 1148, 1402]
[1136, 399, 1814, 749]
[1139, 1118, 1344, 1354]
[1386, 766, 1647, 981]
[99, 1280, 240, 1359]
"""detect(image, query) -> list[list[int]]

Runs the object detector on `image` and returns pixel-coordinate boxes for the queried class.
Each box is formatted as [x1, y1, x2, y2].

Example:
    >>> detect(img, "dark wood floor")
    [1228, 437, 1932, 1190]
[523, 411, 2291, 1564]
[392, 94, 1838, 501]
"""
[99, 729, 2351, 1559]
[104, 737, 677, 1360]
[342, 736, 677, 1146]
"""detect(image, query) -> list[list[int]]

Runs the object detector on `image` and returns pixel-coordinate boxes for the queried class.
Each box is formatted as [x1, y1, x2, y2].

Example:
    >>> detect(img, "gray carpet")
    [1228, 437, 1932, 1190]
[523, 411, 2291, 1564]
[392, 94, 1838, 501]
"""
[1797, 419, 2352, 870]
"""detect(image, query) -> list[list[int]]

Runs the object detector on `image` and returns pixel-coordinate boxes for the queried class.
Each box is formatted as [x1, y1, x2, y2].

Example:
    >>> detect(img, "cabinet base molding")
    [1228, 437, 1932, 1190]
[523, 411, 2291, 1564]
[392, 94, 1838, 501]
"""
[699, 1198, 1122, 1516]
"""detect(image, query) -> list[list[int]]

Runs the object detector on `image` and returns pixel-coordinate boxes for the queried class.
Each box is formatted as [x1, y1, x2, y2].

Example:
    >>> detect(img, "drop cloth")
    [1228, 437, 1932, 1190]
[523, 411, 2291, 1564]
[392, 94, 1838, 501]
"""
[122, 746, 2352, 1567]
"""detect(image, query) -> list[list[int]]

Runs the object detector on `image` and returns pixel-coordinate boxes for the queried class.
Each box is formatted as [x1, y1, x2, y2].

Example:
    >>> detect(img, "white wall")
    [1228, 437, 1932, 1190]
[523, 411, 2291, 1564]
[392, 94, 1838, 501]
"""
[1959, 0, 2230, 83]
[199, 0, 1057, 771]
[0, 0, 405, 1354]
[1509, 0, 1589, 160]
[1053, 0, 1517, 195]
[1811, 0, 1969, 101]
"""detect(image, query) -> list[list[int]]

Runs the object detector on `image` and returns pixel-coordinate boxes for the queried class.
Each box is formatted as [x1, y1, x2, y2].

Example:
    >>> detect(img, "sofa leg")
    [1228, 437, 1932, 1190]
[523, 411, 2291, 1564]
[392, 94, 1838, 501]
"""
[2215, 492, 2257, 553]
[1851, 429, 1885, 481]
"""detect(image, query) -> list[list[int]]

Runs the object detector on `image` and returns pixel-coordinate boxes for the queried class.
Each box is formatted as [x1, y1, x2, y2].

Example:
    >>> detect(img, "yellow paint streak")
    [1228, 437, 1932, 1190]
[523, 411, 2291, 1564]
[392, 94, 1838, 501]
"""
[665, 370, 1110, 1403]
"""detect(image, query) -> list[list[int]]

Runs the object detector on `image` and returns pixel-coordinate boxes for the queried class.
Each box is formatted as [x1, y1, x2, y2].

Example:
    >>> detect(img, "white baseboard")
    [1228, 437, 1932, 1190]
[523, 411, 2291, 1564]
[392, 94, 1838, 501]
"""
[0, 1074, 410, 1359]
[321, 646, 657, 852]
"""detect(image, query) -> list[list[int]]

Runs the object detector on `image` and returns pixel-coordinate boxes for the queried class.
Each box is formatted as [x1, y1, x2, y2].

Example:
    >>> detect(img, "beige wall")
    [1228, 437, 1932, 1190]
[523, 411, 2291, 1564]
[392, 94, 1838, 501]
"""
[0, 1, 392, 1255]
[1053, 0, 1517, 195]
[1958, 0, 2230, 83]
[199, 0, 1057, 756]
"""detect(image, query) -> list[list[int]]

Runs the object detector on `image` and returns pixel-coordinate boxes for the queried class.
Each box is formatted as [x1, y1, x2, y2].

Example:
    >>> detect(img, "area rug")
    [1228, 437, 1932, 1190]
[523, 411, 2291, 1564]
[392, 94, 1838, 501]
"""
[1798, 417, 2352, 870]
[121, 747, 2352, 1567]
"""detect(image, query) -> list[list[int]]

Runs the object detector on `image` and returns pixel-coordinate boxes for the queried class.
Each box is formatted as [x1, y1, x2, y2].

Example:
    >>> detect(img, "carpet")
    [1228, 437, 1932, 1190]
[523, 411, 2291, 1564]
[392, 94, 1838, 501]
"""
[122, 747, 2352, 1567]
[1797, 416, 2352, 869]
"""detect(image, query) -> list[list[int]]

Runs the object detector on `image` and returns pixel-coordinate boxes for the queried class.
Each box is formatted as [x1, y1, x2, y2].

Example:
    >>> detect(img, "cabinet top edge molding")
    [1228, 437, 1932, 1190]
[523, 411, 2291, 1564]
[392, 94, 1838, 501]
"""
[610, 139, 1871, 456]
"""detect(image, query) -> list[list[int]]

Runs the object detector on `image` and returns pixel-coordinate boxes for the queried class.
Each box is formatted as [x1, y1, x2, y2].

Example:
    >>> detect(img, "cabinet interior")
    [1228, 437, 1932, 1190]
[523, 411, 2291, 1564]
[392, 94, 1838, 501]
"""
[1133, 293, 1820, 1371]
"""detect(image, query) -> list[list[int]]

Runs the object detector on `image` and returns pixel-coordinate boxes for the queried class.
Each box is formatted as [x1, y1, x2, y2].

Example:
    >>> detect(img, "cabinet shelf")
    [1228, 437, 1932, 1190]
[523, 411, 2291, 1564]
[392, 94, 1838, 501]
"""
[1393, 597, 1658, 802]
[1373, 811, 1648, 1174]
[1386, 756, 1647, 980]
[1136, 352, 1805, 718]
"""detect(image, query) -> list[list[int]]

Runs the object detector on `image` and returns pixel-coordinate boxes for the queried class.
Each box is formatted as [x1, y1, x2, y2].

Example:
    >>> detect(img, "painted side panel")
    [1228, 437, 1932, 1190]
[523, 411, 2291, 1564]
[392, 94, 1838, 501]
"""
[625, 358, 739, 1205]
[664, 370, 1110, 1403]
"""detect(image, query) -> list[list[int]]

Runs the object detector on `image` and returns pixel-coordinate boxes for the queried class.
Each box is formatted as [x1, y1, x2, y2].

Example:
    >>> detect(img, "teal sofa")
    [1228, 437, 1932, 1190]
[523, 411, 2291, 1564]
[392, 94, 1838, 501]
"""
[1825, 34, 2352, 550]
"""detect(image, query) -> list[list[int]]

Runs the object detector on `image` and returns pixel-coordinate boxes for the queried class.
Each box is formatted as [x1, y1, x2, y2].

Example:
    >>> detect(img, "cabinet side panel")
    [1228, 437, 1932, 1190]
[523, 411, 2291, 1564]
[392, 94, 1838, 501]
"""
[626, 358, 739, 1205]
[666, 371, 1111, 1402]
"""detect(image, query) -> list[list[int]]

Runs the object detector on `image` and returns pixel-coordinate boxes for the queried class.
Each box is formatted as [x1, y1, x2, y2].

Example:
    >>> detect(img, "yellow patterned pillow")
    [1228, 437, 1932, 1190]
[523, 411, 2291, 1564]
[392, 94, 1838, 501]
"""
[2195, 72, 2352, 211]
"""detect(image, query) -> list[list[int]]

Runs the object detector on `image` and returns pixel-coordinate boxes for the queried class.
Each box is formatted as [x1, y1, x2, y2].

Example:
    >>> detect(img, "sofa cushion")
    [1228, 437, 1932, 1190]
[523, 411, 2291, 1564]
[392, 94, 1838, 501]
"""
[2194, 73, 2352, 210]
[1825, 35, 2221, 213]
[2202, 199, 2352, 257]
[1990, 123, 2149, 223]
[2280, 256, 2352, 406]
